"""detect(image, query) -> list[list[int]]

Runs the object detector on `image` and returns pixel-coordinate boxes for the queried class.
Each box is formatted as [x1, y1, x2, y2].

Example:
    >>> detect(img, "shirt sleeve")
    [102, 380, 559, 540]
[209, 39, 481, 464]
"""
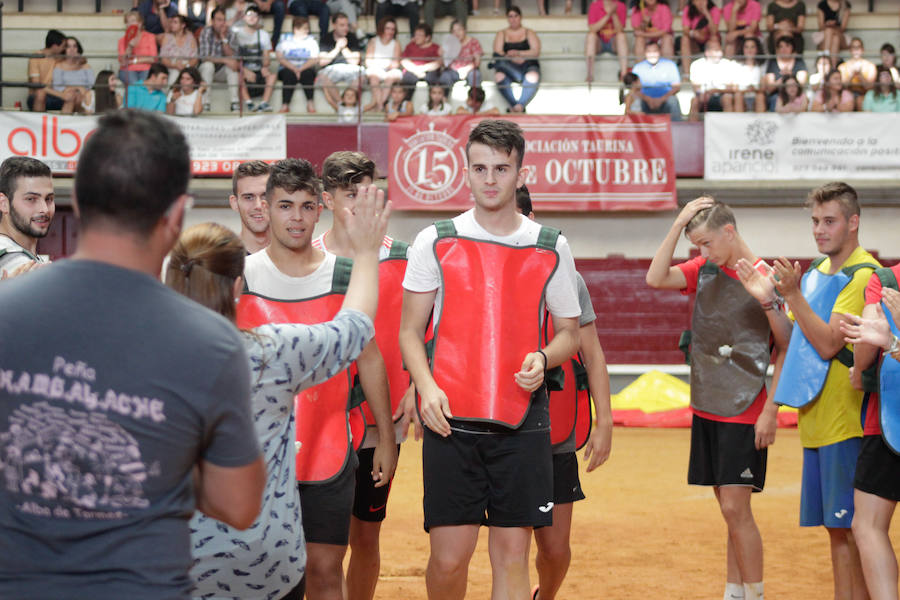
[864, 270, 884, 305]
[545, 235, 582, 319]
[201, 343, 260, 467]
[676, 255, 705, 294]
[402, 226, 441, 292]
[576, 272, 597, 327]
[258, 309, 375, 393]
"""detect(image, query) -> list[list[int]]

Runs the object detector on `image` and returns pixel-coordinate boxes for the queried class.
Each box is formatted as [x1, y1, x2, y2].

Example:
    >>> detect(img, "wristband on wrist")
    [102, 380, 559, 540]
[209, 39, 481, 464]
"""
[536, 349, 548, 372]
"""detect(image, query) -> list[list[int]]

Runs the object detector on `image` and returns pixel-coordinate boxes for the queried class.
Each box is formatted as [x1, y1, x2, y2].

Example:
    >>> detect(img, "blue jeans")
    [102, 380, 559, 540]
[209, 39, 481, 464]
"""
[438, 67, 480, 90]
[118, 69, 148, 86]
[493, 59, 540, 109]
[289, 0, 330, 36]
[640, 95, 682, 121]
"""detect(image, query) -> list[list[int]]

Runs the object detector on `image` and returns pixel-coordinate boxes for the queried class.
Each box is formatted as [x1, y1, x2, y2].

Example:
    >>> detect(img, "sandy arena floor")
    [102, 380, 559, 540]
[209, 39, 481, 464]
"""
[366, 427, 900, 599]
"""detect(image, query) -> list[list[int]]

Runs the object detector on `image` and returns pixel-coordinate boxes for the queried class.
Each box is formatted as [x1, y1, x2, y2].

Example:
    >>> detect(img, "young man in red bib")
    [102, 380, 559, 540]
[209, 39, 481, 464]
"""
[314, 151, 412, 600]
[399, 120, 581, 600]
[237, 158, 397, 600]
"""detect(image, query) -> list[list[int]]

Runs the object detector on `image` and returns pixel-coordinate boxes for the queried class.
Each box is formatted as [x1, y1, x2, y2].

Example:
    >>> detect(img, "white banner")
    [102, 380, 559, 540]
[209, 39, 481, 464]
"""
[0, 112, 286, 175]
[705, 113, 900, 180]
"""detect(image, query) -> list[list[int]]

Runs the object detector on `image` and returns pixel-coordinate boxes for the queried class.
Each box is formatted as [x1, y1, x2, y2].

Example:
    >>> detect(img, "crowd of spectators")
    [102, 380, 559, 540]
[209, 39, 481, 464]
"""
[19, 0, 900, 118]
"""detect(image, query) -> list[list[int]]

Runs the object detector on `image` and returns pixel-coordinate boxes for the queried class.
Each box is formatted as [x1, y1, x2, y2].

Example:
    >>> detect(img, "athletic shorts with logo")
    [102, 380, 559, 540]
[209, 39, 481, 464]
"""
[552, 451, 585, 505]
[353, 444, 401, 522]
[688, 415, 767, 491]
[800, 436, 860, 528]
[422, 388, 554, 531]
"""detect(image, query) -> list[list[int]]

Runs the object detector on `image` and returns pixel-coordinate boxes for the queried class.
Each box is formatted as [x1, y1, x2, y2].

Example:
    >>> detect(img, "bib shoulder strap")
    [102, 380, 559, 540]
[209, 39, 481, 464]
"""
[699, 261, 719, 276]
[434, 220, 457, 239]
[807, 256, 827, 272]
[875, 266, 899, 291]
[332, 256, 354, 294]
[387, 239, 409, 259]
[842, 262, 880, 278]
[536, 226, 561, 251]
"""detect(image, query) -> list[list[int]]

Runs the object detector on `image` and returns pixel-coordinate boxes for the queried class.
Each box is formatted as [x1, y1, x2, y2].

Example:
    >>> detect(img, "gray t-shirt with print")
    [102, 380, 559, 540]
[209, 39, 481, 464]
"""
[0, 259, 258, 600]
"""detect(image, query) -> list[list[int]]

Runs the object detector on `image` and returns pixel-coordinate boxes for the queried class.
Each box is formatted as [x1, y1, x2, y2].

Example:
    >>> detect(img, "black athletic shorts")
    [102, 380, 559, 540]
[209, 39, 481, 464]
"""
[854, 434, 900, 502]
[352, 444, 401, 522]
[422, 425, 553, 531]
[687, 414, 766, 491]
[552, 451, 585, 505]
[245, 69, 266, 97]
[299, 450, 359, 545]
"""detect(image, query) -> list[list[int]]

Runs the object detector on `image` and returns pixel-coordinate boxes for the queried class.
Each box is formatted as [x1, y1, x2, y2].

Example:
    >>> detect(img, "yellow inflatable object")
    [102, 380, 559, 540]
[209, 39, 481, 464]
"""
[611, 371, 689, 414]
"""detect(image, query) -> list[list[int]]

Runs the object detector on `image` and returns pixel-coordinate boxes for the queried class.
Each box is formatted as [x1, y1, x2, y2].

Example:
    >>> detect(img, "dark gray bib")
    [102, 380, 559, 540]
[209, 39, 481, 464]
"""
[689, 264, 771, 417]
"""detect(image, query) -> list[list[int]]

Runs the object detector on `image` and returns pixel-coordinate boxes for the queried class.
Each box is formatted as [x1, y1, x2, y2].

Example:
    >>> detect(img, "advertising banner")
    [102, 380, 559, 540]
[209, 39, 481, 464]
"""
[0, 112, 286, 175]
[705, 113, 900, 180]
[388, 115, 676, 211]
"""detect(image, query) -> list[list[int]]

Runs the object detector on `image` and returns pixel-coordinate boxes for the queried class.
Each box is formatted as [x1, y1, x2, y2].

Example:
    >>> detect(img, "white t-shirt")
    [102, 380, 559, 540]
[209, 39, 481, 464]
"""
[312, 231, 396, 260]
[276, 34, 320, 69]
[244, 247, 336, 299]
[167, 89, 200, 116]
[403, 208, 581, 327]
[690, 57, 739, 94]
[420, 102, 452, 116]
[734, 62, 762, 90]
[234, 26, 271, 72]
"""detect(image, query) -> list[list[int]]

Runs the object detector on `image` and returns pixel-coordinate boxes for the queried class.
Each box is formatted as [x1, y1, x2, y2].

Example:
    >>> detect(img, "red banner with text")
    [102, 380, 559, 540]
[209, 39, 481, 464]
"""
[388, 115, 676, 211]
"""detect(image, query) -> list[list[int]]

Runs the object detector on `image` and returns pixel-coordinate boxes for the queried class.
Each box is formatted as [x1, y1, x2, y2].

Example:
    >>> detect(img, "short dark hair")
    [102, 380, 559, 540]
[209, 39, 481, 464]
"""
[684, 197, 736, 235]
[74, 110, 190, 235]
[507, 5, 522, 16]
[292, 16, 309, 31]
[210, 6, 226, 21]
[0, 157, 52, 200]
[148, 62, 168, 79]
[332, 11, 349, 23]
[232, 161, 271, 195]
[516, 185, 532, 216]
[322, 151, 375, 193]
[266, 158, 321, 198]
[466, 119, 526, 170]
[414, 23, 433, 38]
[775, 35, 795, 52]
[45, 29, 66, 49]
[881, 43, 896, 55]
[468, 86, 486, 103]
[645, 39, 661, 50]
[806, 182, 860, 219]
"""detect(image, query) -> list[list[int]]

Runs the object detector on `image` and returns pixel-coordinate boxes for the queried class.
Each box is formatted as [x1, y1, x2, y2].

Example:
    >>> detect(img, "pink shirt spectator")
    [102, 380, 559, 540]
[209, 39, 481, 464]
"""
[588, 0, 627, 42]
[682, 5, 722, 31]
[118, 31, 157, 72]
[631, 3, 674, 34]
[450, 37, 483, 72]
[722, 0, 762, 35]
[814, 88, 854, 108]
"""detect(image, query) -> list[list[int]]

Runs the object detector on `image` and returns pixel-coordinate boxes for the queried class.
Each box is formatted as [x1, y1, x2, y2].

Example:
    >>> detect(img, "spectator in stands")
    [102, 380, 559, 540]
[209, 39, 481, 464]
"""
[83, 70, 123, 114]
[136, 0, 177, 35]
[223, 0, 251, 29]
[401, 23, 443, 100]
[327, 0, 363, 37]
[438, 20, 483, 90]
[775, 73, 808, 110]
[879, 43, 899, 83]
[838, 37, 876, 109]
[733, 36, 765, 112]
[621, 71, 643, 113]
[159, 14, 200, 83]
[812, 68, 855, 111]
[276, 16, 320, 113]
[419, 82, 452, 115]
[680, 0, 722, 77]
[424, 0, 467, 30]
[632, 39, 682, 119]
[631, 0, 674, 60]
[862, 66, 900, 111]
[317, 12, 365, 110]
[235, 4, 277, 111]
[364, 17, 402, 111]
[118, 10, 159, 86]
[167, 66, 207, 115]
[182, 0, 208, 30]
[255, 0, 287, 48]
[288, 0, 331, 38]
[813, 0, 850, 68]
[51, 37, 94, 115]
[337, 86, 361, 121]
[492, 6, 541, 113]
[199, 7, 242, 111]
[722, 0, 761, 58]
[456, 85, 501, 114]
[126, 62, 170, 111]
[375, 0, 419, 37]
[689, 37, 737, 119]
[26, 29, 65, 113]
[584, 0, 627, 82]
[537, 0, 575, 15]
[763, 35, 807, 110]
[808, 50, 832, 93]
[384, 81, 413, 119]
[765, 0, 805, 55]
